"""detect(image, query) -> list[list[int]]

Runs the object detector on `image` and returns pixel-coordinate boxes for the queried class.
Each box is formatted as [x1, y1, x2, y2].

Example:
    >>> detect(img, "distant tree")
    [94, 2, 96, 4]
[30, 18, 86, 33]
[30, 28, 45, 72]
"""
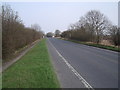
[31, 24, 41, 31]
[61, 31, 68, 38]
[55, 30, 61, 37]
[109, 26, 120, 46]
[31, 24, 44, 39]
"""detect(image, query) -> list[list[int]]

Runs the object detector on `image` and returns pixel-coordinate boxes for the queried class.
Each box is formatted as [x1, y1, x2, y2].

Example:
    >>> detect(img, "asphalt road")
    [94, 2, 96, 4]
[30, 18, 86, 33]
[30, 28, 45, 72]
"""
[47, 38, 118, 88]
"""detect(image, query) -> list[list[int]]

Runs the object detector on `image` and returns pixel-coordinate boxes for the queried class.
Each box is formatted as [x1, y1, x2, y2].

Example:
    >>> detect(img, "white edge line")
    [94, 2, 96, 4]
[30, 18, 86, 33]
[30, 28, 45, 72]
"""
[48, 38, 94, 90]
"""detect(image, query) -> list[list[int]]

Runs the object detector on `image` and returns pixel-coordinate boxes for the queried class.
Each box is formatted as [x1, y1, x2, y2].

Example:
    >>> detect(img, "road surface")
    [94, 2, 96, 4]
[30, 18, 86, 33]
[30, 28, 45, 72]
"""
[47, 38, 118, 89]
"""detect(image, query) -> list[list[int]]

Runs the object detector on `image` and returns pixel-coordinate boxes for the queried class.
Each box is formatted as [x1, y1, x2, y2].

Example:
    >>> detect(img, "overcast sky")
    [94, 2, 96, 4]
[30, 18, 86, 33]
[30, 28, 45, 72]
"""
[4, 2, 118, 33]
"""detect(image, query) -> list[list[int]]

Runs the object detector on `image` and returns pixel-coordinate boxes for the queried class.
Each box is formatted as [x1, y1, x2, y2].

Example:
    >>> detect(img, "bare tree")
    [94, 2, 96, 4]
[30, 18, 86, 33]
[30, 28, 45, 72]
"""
[31, 24, 44, 39]
[61, 10, 117, 46]
[85, 10, 111, 43]
[31, 24, 41, 32]
[2, 4, 43, 61]
[109, 26, 120, 46]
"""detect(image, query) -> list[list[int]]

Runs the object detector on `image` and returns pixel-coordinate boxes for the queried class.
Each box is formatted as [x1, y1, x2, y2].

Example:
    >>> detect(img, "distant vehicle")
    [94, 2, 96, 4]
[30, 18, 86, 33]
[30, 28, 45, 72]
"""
[46, 32, 54, 37]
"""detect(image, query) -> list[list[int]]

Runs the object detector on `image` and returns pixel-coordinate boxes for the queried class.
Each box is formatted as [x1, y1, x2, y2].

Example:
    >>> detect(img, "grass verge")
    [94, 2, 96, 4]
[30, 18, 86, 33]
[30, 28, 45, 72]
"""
[3, 40, 39, 63]
[61, 38, 120, 52]
[2, 39, 60, 88]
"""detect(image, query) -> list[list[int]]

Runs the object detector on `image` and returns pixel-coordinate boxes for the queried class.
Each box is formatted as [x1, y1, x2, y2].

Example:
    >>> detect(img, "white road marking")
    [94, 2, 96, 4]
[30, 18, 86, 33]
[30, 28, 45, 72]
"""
[48, 39, 94, 90]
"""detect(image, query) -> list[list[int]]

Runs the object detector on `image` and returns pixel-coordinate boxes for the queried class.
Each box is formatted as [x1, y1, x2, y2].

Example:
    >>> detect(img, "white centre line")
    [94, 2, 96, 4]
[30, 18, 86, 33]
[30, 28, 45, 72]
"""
[48, 39, 94, 90]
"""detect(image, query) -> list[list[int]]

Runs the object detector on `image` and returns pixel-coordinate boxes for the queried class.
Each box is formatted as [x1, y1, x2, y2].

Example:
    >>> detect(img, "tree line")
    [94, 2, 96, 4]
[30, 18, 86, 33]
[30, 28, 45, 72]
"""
[46, 30, 61, 37]
[2, 4, 43, 61]
[61, 10, 120, 46]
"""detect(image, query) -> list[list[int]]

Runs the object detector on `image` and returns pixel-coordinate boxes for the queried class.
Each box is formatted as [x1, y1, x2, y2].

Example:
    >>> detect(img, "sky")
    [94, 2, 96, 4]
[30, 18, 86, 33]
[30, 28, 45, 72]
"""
[3, 1, 118, 33]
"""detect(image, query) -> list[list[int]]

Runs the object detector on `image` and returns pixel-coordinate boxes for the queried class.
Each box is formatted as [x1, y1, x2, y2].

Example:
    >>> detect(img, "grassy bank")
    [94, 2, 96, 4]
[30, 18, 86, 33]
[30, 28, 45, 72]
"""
[3, 40, 40, 63]
[61, 38, 120, 52]
[2, 39, 60, 88]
